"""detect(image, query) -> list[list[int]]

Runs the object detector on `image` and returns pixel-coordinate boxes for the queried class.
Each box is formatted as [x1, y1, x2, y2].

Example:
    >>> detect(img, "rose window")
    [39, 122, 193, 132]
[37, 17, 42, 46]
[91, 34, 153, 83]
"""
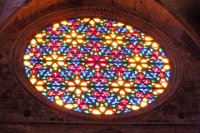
[23, 18, 171, 116]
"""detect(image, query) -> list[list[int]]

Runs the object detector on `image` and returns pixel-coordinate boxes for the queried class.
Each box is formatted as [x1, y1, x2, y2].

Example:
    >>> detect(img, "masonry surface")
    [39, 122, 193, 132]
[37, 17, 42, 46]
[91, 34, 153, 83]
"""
[0, 0, 199, 133]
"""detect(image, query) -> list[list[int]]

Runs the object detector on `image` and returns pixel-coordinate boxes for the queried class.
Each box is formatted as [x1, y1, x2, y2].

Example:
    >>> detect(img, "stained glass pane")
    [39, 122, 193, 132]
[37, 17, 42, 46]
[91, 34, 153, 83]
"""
[23, 18, 171, 115]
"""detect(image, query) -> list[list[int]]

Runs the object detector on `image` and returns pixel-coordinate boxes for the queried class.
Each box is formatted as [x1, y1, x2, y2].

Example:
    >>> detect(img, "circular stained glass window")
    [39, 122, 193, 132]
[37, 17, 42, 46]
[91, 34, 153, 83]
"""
[23, 18, 171, 116]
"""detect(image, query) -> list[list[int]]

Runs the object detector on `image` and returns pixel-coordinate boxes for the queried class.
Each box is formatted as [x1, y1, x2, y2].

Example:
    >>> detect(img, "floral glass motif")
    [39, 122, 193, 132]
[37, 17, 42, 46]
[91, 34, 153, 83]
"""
[23, 18, 171, 115]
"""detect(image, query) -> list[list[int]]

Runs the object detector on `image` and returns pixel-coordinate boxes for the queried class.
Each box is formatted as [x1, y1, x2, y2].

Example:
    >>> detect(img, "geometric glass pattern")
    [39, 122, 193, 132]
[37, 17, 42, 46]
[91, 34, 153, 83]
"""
[23, 18, 171, 115]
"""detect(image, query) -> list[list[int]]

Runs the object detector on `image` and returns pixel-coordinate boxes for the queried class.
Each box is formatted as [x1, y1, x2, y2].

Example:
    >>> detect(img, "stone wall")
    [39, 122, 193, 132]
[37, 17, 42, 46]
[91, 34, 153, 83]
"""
[0, 0, 199, 133]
